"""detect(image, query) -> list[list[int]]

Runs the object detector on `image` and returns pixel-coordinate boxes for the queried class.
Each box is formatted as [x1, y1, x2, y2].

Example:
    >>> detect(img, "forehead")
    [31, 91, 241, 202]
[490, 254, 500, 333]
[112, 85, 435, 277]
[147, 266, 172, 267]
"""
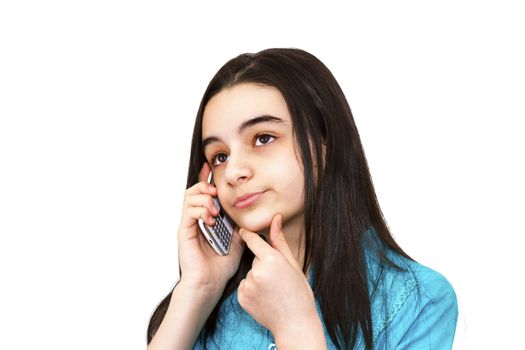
[202, 83, 291, 136]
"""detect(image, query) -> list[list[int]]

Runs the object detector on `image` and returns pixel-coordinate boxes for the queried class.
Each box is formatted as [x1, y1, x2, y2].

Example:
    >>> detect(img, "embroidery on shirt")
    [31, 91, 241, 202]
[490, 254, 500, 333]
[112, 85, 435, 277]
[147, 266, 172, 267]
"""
[372, 273, 418, 341]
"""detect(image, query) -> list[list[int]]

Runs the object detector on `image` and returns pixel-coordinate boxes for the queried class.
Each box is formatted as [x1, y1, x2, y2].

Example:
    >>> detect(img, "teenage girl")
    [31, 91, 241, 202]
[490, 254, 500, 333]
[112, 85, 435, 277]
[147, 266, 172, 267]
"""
[146, 48, 458, 349]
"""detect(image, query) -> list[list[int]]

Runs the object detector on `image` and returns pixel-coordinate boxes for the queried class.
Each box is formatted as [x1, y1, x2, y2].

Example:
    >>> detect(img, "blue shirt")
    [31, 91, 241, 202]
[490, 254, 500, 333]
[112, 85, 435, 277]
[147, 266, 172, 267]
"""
[194, 230, 458, 349]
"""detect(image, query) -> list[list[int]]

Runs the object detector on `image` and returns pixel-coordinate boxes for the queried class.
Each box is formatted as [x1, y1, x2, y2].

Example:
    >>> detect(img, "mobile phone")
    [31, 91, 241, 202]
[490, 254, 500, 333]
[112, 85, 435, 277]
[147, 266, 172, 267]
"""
[198, 172, 235, 256]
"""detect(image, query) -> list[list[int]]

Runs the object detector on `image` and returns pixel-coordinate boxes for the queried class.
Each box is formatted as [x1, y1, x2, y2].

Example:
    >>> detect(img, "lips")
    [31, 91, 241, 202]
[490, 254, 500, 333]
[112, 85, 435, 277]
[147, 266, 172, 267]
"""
[234, 192, 264, 209]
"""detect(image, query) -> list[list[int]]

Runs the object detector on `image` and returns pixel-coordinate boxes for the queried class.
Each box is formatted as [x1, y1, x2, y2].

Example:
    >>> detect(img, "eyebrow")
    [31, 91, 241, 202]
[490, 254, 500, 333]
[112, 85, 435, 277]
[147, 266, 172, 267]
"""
[202, 114, 285, 151]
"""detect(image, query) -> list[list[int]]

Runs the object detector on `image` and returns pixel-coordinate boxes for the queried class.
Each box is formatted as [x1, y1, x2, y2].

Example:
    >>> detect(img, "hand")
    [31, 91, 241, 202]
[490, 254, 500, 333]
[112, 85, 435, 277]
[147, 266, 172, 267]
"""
[177, 163, 245, 293]
[237, 214, 324, 344]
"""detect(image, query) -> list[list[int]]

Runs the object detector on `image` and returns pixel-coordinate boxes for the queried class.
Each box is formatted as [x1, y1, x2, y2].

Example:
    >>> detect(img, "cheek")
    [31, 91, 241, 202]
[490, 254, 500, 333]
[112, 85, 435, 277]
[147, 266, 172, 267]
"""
[270, 155, 304, 193]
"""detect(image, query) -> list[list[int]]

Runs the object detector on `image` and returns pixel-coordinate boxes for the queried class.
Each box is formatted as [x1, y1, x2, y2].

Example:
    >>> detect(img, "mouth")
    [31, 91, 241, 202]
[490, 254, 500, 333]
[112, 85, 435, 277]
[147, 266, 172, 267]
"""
[234, 191, 265, 209]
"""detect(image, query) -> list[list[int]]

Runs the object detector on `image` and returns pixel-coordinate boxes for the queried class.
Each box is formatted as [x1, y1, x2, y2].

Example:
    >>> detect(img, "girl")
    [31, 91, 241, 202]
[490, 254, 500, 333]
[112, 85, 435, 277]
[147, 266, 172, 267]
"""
[146, 48, 458, 349]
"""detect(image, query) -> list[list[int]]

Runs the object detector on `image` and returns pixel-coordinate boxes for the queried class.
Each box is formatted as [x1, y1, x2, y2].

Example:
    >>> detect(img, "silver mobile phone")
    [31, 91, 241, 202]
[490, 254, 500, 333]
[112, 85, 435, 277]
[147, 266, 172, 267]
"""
[198, 172, 235, 256]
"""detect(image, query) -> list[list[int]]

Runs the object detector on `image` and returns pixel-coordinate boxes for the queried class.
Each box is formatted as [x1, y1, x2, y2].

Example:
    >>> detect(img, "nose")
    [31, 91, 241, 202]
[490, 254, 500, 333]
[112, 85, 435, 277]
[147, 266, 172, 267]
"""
[224, 151, 253, 186]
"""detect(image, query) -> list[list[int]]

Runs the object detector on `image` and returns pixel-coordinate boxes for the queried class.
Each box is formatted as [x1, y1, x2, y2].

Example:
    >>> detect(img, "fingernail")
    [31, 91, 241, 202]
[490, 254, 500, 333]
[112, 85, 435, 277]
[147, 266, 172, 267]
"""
[277, 215, 282, 230]
[208, 185, 215, 192]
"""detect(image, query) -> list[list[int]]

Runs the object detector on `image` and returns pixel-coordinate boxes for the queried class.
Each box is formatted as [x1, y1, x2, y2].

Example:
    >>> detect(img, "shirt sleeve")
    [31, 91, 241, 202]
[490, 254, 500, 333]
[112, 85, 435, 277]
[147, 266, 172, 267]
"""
[387, 268, 459, 349]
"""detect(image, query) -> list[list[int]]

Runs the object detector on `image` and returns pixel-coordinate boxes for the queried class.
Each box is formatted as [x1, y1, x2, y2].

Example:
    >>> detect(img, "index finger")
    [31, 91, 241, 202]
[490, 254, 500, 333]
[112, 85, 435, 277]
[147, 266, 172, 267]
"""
[240, 229, 273, 259]
[198, 162, 212, 183]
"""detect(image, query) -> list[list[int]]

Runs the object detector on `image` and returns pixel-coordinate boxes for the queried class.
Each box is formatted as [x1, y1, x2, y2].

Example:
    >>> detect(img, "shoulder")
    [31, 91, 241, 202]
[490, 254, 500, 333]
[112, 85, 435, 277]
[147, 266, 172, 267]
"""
[410, 257, 458, 307]
[365, 244, 459, 348]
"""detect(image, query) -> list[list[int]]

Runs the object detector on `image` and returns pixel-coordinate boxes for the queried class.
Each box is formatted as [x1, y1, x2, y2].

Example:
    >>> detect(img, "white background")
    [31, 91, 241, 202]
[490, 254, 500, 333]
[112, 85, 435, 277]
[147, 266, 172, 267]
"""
[1, 1, 523, 349]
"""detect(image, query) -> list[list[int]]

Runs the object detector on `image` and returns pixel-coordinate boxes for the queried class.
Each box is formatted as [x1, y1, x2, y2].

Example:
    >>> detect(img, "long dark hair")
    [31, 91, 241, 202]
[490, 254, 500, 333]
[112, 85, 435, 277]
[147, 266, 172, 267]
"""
[147, 48, 415, 349]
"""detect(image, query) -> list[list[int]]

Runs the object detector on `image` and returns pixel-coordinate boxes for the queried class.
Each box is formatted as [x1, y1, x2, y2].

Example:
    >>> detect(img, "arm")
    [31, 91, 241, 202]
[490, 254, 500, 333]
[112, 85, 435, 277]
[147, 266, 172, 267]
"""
[273, 309, 328, 350]
[147, 280, 225, 350]
[147, 163, 244, 349]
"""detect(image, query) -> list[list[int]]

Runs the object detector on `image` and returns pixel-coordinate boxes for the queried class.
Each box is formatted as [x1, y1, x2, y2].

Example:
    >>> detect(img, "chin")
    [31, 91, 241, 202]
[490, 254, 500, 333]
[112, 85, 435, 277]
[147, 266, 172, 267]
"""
[233, 211, 274, 233]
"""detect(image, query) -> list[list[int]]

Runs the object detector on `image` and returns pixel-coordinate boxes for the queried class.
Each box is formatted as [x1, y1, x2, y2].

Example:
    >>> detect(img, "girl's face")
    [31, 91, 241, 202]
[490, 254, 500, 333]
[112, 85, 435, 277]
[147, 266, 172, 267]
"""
[202, 83, 305, 234]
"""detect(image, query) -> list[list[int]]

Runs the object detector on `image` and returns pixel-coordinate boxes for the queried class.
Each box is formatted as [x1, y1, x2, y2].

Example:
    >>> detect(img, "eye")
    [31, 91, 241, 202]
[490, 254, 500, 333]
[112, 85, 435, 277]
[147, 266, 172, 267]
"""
[255, 134, 275, 146]
[211, 153, 228, 166]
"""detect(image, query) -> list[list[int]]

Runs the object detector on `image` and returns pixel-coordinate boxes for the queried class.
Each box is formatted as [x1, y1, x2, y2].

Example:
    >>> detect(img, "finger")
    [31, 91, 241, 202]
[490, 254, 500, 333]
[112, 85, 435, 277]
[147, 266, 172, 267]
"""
[185, 206, 215, 227]
[184, 194, 220, 216]
[245, 269, 253, 282]
[239, 228, 273, 259]
[231, 226, 247, 249]
[198, 162, 212, 183]
[251, 252, 259, 270]
[249, 235, 268, 269]
[239, 278, 246, 290]
[178, 206, 215, 241]
[269, 214, 302, 270]
[185, 180, 217, 197]
[237, 279, 247, 307]
[228, 226, 246, 260]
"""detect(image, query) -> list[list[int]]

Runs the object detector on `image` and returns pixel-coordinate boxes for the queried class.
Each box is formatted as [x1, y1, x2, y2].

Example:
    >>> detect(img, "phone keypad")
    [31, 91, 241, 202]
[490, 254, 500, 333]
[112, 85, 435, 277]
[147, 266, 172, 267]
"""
[213, 218, 231, 250]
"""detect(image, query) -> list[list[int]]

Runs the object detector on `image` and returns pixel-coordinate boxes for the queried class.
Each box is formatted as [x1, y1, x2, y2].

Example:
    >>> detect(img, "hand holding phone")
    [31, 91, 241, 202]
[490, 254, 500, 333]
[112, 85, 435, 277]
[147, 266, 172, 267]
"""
[198, 172, 235, 256]
[176, 164, 245, 290]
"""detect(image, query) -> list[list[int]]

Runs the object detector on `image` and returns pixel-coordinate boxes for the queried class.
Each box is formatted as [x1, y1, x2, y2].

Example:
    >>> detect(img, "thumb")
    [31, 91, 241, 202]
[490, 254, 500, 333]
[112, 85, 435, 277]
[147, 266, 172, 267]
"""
[269, 214, 301, 270]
